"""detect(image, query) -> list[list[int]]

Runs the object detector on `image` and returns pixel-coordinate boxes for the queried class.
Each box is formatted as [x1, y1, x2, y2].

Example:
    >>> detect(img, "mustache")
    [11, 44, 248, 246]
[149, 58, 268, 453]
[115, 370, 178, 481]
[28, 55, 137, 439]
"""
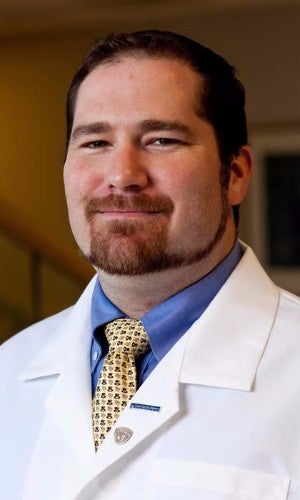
[86, 194, 174, 218]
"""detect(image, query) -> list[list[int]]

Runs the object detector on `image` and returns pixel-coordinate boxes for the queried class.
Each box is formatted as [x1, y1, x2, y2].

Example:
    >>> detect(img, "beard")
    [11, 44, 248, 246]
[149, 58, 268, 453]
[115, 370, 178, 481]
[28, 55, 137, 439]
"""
[83, 191, 230, 276]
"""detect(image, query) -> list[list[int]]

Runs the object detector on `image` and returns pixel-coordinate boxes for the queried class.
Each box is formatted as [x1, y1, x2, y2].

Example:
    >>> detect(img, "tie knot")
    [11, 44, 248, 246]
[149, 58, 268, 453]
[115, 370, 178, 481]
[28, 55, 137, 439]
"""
[104, 318, 150, 357]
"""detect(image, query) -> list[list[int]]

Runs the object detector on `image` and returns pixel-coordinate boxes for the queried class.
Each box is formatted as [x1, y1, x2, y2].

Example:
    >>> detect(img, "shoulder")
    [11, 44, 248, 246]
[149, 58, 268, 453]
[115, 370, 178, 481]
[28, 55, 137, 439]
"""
[0, 307, 73, 377]
[0, 275, 98, 360]
[278, 288, 300, 316]
[1, 306, 73, 350]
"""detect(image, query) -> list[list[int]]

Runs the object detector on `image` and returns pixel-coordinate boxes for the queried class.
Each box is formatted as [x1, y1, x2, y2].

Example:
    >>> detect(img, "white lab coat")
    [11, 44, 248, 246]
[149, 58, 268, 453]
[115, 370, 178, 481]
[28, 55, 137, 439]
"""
[1, 245, 300, 499]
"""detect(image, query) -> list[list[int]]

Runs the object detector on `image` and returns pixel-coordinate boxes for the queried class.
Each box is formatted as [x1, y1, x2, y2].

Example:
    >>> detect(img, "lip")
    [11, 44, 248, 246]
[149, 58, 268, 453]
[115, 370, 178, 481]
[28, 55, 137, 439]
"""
[99, 210, 161, 218]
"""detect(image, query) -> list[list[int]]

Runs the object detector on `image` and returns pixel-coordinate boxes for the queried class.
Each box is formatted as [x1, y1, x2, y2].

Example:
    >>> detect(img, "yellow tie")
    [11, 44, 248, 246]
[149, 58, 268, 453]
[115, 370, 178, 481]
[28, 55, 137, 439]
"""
[92, 318, 150, 451]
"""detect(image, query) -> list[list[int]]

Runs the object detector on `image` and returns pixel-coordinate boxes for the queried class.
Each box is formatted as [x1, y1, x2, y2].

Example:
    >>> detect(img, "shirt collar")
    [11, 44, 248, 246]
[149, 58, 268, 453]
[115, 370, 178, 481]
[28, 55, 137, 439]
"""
[141, 240, 242, 360]
[91, 240, 242, 362]
[91, 280, 125, 333]
[91, 241, 242, 361]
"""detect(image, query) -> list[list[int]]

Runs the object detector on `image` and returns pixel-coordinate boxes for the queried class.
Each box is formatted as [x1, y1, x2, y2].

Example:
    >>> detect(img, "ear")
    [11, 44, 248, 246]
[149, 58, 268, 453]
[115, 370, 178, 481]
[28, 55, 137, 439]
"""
[228, 145, 253, 206]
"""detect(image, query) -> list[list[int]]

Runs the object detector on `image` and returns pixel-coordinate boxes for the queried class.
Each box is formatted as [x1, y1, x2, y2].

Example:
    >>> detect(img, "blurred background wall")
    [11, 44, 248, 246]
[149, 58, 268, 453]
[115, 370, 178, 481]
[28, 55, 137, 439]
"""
[1, 0, 300, 342]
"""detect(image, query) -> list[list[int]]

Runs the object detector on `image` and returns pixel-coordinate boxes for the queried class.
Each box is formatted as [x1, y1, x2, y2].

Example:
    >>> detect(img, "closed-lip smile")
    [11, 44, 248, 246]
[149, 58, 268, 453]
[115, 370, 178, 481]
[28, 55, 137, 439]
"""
[99, 210, 161, 217]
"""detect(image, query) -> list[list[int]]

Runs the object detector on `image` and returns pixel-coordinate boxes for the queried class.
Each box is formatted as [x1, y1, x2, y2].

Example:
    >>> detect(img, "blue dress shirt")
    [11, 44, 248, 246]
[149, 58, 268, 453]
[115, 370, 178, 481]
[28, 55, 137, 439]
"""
[90, 241, 242, 395]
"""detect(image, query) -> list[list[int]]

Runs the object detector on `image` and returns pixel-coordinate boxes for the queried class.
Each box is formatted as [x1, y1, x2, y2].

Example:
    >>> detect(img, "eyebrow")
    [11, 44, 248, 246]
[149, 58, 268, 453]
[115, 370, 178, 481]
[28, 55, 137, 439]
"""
[70, 118, 197, 142]
[138, 119, 194, 136]
[71, 122, 112, 141]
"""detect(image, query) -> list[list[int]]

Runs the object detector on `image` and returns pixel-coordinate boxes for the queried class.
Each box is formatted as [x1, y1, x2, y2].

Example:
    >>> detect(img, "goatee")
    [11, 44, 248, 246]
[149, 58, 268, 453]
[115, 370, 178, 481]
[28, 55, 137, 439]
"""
[83, 192, 230, 275]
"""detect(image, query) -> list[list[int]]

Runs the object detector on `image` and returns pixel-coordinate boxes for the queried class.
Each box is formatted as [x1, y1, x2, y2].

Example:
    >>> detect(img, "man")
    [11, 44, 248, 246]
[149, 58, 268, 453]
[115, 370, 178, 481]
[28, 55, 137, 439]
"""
[1, 30, 299, 499]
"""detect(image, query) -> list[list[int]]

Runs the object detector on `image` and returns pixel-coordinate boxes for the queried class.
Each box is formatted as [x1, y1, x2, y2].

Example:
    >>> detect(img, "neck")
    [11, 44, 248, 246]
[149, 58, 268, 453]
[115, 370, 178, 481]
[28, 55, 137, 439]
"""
[97, 235, 236, 319]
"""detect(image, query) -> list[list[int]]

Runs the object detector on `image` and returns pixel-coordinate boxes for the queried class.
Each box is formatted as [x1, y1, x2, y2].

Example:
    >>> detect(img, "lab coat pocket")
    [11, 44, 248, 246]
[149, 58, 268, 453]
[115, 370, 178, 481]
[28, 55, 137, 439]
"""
[143, 458, 290, 500]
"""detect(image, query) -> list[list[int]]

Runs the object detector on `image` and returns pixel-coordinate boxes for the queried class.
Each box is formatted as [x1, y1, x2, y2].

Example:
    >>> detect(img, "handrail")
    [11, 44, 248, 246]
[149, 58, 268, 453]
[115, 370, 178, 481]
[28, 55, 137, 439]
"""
[0, 199, 93, 285]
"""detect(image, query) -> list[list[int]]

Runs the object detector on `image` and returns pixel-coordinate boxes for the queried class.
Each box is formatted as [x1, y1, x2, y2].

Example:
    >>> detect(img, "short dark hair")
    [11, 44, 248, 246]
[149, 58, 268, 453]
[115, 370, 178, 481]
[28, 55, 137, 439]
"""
[66, 30, 248, 226]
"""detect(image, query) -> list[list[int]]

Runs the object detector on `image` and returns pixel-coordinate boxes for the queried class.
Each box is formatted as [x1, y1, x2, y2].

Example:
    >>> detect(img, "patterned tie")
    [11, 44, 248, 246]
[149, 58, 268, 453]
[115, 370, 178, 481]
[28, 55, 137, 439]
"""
[92, 318, 150, 451]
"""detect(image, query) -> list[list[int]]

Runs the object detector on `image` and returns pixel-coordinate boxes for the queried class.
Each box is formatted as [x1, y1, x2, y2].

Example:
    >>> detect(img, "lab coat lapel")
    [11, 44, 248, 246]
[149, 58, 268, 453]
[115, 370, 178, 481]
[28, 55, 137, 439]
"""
[44, 344, 94, 462]
[20, 277, 98, 463]
[20, 271, 184, 498]
[180, 246, 280, 390]
[73, 331, 185, 498]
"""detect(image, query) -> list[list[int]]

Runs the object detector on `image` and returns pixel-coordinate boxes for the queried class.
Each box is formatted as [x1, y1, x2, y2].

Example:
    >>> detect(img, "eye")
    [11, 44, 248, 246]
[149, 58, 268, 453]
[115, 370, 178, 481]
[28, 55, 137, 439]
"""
[151, 138, 183, 146]
[82, 140, 110, 149]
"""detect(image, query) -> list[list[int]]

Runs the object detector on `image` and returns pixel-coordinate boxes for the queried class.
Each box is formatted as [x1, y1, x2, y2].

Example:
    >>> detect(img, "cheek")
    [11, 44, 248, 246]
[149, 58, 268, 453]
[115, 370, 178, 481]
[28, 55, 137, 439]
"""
[64, 159, 101, 203]
[165, 166, 212, 206]
[166, 168, 223, 230]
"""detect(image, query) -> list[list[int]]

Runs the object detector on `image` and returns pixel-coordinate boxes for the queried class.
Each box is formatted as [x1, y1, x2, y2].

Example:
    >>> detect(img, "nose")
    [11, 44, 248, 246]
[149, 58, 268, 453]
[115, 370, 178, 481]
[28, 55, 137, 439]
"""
[106, 143, 149, 192]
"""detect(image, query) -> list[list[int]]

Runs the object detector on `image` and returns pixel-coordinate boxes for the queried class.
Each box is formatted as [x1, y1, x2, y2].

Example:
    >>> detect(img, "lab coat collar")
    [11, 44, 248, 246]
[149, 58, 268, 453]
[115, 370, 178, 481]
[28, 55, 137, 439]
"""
[20, 276, 98, 462]
[20, 276, 98, 381]
[180, 245, 280, 391]
[20, 245, 278, 393]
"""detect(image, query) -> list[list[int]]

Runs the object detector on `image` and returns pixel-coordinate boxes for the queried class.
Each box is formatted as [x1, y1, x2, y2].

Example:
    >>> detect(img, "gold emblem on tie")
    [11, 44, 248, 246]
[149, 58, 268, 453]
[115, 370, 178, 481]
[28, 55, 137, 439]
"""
[92, 318, 150, 451]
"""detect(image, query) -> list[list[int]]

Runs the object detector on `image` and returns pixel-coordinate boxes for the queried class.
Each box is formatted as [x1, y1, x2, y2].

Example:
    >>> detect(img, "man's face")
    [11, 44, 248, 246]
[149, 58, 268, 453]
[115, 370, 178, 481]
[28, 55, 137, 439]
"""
[64, 56, 240, 275]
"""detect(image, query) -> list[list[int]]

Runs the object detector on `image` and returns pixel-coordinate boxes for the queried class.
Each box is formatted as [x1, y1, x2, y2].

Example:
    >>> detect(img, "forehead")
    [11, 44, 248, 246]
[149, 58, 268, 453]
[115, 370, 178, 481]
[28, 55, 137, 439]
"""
[73, 56, 204, 121]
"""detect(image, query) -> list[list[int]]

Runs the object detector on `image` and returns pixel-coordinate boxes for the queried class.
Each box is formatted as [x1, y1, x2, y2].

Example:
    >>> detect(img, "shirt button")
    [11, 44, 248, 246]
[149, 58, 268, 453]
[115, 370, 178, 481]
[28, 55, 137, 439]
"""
[93, 351, 99, 362]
